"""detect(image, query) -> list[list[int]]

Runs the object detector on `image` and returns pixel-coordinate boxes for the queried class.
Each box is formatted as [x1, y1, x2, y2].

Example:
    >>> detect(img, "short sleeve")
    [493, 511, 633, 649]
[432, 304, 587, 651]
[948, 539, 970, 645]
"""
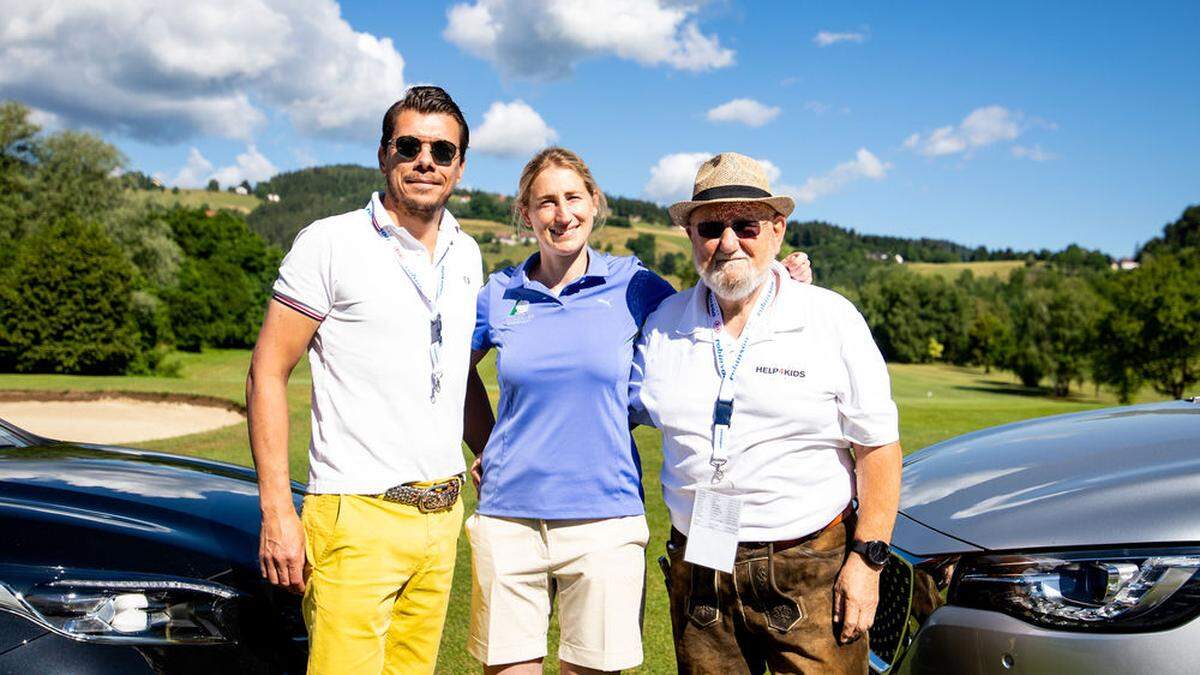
[626, 267, 677, 328]
[472, 282, 494, 352]
[834, 299, 900, 447]
[272, 224, 332, 321]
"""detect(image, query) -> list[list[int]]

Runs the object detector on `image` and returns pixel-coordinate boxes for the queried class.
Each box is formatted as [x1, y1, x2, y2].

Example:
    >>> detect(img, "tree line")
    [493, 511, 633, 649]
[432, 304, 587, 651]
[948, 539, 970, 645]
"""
[828, 207, 1199, 401]
[0, 101, 280, 374]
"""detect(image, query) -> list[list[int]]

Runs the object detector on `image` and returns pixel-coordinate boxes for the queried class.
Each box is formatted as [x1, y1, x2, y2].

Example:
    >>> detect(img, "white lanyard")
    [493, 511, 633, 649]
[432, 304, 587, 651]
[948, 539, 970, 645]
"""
[369, 202, 453, 402]
[705, 273, 777, 483]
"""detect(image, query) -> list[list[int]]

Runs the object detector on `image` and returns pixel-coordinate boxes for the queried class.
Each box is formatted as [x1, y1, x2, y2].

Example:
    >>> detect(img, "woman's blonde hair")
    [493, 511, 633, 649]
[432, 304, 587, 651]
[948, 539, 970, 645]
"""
[512, 147, 609, 230]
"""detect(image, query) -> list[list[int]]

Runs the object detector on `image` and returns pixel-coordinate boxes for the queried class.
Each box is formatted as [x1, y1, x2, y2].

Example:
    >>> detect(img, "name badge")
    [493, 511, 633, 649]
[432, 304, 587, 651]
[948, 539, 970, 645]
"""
[684, 487, 741, 573]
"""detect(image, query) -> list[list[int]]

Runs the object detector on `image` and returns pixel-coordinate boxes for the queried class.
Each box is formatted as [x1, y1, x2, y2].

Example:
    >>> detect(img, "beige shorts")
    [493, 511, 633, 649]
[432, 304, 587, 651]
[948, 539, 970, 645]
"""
[465, 512, 649, 670]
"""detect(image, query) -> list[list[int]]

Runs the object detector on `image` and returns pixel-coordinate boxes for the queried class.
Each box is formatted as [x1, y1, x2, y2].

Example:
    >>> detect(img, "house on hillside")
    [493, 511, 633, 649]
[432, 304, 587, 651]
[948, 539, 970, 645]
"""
[453, 194, 471, 203]
[867, 252, 904, 264]
[266, 193, 281, 203]
[234, 186, 248, 196]
[1111, 258, 1140, 271]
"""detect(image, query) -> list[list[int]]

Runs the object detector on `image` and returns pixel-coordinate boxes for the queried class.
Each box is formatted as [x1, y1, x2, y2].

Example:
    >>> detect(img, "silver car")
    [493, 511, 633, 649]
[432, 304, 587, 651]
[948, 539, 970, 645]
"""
[870, 399, 1200, 675]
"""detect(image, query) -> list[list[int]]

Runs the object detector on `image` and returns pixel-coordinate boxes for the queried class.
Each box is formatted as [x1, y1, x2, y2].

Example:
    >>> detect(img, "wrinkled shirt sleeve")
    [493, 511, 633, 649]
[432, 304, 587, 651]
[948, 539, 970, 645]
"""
[835, 299, 900, 447]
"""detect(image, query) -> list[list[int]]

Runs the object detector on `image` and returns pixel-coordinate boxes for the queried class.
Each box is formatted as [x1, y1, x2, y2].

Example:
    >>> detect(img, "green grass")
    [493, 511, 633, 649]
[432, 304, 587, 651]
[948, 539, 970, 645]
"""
[904, 259, 1029, 280]
[0, 352, 1169, 672]
[128, 188, 263, 214]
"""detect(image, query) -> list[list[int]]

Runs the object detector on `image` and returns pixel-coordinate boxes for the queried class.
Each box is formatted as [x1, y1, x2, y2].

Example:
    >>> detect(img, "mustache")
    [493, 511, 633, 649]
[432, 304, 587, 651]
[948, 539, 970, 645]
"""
[711, 255, 750, 265]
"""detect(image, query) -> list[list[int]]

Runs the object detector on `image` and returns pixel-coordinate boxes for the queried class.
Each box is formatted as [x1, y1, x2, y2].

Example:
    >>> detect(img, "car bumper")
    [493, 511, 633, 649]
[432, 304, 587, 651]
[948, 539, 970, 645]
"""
[884, 606, 1200, 675]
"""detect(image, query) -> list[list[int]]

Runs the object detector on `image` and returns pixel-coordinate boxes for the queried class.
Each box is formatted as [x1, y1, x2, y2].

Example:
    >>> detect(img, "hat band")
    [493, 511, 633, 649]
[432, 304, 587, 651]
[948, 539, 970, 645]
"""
[692, 184, 772, 201]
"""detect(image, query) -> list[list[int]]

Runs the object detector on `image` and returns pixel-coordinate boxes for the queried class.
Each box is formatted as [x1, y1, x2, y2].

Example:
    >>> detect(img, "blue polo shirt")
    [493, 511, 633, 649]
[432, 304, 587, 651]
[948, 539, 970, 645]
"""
[472, 248, 676, 520]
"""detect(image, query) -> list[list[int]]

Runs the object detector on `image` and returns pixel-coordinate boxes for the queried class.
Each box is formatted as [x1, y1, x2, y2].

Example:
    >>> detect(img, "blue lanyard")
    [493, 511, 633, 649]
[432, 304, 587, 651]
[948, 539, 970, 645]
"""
[705, 273, 777, 483]
[370, 201, 453, 402]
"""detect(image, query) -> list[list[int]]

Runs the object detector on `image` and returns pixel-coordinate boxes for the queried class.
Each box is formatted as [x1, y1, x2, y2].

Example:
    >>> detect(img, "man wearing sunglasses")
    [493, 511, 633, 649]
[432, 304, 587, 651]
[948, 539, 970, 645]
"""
[630, 152, 902, 674]
[248, 86, 482, 674]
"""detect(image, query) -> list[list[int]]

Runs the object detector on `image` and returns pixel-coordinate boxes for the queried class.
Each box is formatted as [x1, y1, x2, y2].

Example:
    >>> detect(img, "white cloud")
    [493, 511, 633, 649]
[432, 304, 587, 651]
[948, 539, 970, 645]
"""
[210, 145, 278, 187]
[171, 145, 277, 188]
[0, 0, 406, 144]
[1012, 144, 1058, 162]
[705, 98, 781, 127]
[26, 107, 62, 131]
[472, 100, 558, 157]
[905, 106, 1024, 158]
[813, 30, 867, 47]
[644, 152, 713, 203]
[782, 148, 889, 204]
[444, 0, 734, 79]
[643, 152, 781, 204]
[803, 101, 832, 115]
[172, 148, 215, 188]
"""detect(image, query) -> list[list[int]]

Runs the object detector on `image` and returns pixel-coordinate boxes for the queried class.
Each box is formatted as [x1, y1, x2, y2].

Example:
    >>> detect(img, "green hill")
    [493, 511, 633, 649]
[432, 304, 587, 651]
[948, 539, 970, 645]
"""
[128, 188, 261, 213]
[247, 165, 383, 246]
[906, 259, 1029, 280]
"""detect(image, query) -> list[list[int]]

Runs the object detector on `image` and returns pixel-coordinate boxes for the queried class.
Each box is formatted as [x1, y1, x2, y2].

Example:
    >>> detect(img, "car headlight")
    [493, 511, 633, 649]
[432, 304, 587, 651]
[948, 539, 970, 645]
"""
[951, 547, 1200, 632]
[0, 570, 240, 645]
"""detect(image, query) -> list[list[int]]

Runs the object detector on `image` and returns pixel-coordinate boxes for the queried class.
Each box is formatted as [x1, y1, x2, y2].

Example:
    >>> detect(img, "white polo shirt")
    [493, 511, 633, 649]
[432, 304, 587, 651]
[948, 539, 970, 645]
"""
[630, 269, 899, 541]
[272, 192, 482, 494]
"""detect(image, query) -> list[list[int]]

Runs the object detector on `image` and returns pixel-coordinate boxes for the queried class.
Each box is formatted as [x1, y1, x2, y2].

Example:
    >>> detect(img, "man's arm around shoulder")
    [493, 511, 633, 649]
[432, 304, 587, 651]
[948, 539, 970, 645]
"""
[247, 301, 320, 594]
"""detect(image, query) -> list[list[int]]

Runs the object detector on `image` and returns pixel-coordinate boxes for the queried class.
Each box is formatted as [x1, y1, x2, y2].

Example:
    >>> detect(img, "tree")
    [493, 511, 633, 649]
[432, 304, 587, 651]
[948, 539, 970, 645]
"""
[657, 251, 683, 277]
[1094, 251, 1200, 401]
[161, 208, 282, 351]
[625, 233, 657, 268]
[0, 101, 40, 267]
[856, 267, 970, 363]
[1003, 270, 1101, 395]
[207, 178, 220, 192]
[966, 298, 1012, 373]
[1138, 205, 1200, 258]
[0, 220, 142, 373]
[32, 130, 126, 225]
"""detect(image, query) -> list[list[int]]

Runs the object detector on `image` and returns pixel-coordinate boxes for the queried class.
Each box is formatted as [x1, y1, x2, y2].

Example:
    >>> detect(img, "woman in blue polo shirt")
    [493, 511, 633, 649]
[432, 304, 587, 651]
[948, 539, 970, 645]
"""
[463, 147, 675, 674]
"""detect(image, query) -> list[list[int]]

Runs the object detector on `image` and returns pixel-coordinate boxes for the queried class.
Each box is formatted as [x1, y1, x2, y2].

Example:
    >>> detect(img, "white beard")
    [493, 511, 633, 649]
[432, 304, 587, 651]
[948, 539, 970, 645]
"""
[698, 257, 771, 303]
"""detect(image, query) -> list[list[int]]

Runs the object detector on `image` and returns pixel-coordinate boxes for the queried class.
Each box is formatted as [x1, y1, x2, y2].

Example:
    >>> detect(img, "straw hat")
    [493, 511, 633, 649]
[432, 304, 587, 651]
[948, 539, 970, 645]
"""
[668, 152, 795, 227]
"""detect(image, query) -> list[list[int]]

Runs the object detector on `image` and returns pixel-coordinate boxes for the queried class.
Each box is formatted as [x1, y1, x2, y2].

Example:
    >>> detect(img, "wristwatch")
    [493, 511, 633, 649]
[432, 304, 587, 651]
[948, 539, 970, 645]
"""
[851, 540, 891, 568]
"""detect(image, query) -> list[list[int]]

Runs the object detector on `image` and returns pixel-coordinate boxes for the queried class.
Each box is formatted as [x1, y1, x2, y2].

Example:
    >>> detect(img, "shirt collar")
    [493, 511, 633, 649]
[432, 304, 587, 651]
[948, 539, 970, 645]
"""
[504, 246, 611, 291]
[673, 264, 806, 341]
[366, 191, 461, 256]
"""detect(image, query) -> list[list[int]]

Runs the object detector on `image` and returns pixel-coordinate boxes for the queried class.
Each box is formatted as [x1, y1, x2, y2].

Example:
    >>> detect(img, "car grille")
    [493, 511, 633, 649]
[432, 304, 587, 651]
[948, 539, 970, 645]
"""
[869, 553, 915, 673]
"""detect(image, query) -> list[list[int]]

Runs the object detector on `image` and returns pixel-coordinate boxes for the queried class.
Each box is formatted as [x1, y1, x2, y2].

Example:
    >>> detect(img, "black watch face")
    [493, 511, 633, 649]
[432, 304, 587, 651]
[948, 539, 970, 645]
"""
[866, 541, 890, 566]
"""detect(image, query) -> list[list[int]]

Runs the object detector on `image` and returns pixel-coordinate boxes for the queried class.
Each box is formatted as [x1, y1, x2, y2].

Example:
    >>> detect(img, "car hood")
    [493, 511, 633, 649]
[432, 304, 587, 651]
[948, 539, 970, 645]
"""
[899, 400, 1200, 552]
[0, 442, 302, 582]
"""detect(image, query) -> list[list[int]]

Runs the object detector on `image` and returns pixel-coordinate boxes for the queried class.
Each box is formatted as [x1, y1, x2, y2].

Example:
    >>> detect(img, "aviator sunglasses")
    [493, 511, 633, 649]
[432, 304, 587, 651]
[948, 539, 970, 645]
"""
[388, 135, 459, 166]
[692, 219, 763, 240]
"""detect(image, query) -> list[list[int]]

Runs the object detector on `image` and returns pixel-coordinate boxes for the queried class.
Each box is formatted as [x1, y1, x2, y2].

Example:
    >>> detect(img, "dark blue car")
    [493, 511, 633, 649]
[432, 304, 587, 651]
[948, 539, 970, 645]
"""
[0, 418, 306, 673]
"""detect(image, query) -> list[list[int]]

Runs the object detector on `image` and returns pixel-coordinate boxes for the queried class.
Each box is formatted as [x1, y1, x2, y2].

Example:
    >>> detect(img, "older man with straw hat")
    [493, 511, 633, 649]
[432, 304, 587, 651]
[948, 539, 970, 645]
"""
[631, 152, 902, 674]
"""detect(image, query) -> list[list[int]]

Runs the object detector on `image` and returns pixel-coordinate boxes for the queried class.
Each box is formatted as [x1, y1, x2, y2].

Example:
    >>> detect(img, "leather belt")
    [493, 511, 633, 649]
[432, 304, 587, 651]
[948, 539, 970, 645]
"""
[378, 476, 462, 513]
[670, 505, 853, 553]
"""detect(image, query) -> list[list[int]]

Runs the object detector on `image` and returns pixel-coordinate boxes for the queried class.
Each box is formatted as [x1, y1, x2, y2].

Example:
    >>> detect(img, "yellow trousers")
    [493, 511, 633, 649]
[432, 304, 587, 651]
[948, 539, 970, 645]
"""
[301, 491, 462, 674]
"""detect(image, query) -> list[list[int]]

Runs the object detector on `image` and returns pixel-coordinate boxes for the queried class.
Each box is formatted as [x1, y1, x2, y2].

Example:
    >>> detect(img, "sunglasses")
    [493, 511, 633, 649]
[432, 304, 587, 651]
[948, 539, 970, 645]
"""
[692, 219, 763, 240]
[388, 136, 459, 166]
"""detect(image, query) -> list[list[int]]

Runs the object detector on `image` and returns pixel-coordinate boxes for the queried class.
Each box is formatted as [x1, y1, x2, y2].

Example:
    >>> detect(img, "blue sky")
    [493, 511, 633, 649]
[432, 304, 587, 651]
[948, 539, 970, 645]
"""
[3, 1, 1196, 256]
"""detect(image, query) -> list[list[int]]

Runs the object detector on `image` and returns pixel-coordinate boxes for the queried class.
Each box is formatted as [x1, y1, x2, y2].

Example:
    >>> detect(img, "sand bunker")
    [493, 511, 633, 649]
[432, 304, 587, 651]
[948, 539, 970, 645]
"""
[0, 391, 245, 444]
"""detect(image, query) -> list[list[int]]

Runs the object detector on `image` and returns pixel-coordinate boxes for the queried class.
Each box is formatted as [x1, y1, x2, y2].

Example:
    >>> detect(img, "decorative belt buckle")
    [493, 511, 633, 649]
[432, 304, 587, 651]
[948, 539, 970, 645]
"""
[417, 479, 459, 513]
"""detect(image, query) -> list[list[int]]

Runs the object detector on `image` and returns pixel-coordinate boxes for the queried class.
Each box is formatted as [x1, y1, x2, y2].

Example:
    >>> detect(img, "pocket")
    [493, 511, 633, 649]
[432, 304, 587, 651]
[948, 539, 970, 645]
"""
[301, 494, 343, 569]
[763, 552, 806, 632]
[627, 515, 651, 548]
[686, 564, 721, 628]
